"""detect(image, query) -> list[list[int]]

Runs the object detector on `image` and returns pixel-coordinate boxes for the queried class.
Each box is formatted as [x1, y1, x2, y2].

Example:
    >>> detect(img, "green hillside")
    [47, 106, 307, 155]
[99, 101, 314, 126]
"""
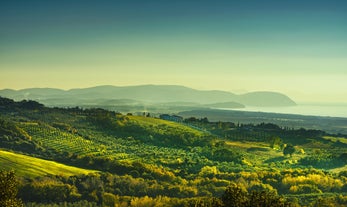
[0, 150, 98, 178]
[0, 96, 347, 206]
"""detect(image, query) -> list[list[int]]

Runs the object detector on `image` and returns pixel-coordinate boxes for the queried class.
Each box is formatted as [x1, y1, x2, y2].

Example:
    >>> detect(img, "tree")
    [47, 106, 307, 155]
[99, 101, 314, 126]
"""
[221, 183, 248, 207]
[0, 170, 23, 207]
[269, 137, 282, 149]
[249, 191, 289, 207]
[283, 144, 295, 157]
[220, 184, 291, 207]
[339, 153, 347, 164]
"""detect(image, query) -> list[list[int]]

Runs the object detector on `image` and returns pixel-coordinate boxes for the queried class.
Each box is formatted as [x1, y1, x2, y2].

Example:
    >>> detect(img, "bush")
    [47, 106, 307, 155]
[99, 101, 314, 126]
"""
[0, 170, 23, 207]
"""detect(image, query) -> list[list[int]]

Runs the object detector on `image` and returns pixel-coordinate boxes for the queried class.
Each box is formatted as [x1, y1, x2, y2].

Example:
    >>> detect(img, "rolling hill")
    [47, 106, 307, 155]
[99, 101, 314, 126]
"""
[1, 97, 346, 206]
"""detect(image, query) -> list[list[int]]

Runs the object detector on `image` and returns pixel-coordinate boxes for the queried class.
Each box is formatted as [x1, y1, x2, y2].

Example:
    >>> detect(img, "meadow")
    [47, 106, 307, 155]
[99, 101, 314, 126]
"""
[0, 150, 97, 178]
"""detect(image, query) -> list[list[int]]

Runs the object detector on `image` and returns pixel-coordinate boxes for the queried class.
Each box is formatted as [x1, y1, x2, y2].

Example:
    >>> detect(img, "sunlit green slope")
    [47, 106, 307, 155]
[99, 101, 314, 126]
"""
[0, 150, 98, 178]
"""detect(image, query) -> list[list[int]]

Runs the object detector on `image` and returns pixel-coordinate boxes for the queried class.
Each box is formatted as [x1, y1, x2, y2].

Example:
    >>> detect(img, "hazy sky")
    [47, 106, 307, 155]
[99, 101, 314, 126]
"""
[1, 0, 347, 103]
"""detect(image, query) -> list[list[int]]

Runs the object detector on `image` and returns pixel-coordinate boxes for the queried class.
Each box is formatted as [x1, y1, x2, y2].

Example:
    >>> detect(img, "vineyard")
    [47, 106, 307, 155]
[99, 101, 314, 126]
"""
[0, 97, 347, 206]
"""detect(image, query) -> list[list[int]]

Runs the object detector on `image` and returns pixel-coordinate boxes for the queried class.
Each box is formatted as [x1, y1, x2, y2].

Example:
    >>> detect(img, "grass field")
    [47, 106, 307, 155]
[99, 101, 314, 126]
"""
[0, 150, 98, 178]
[323, 136, 347, 144]
[330, 165, 347, 173]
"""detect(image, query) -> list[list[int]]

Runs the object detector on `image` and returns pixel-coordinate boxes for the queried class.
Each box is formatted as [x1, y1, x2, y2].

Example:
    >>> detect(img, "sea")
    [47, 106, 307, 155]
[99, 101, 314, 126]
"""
[224, 103, 347, 118]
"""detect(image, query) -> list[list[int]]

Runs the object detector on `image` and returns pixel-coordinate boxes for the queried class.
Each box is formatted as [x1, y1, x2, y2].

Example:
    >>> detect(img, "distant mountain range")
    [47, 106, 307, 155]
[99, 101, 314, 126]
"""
[0, 85, 296, 108]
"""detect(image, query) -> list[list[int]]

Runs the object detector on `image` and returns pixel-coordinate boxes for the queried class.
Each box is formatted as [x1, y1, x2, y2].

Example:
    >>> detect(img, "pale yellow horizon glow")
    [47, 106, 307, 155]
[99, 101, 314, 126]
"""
[1, 44, 347, 104]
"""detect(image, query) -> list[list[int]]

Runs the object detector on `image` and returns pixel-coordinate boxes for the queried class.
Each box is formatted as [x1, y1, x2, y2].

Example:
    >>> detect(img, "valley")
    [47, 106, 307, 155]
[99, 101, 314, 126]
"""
[0, 97, 347, 206]
[2, 0, 347, 206]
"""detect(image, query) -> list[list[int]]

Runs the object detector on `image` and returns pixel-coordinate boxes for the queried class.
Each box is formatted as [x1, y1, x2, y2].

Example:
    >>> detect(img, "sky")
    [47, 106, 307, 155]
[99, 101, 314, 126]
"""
[1, 0, 347, 103]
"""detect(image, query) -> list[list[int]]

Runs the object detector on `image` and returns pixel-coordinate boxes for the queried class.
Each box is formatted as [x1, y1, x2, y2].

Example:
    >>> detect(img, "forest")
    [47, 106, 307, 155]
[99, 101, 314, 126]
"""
[0, 96, 347, 206]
